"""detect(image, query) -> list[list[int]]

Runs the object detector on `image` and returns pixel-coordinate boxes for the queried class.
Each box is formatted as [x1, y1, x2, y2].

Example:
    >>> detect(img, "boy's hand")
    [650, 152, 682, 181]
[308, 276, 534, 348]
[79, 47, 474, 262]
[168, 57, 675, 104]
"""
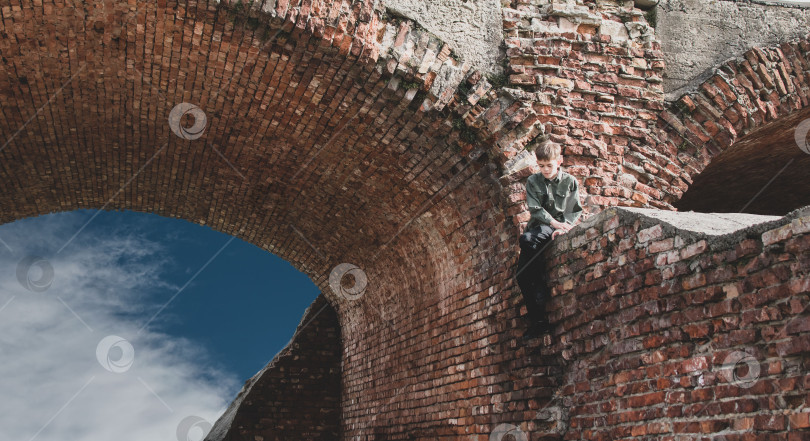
[549, 219, 573, 232]
[551, 229, 566, 240]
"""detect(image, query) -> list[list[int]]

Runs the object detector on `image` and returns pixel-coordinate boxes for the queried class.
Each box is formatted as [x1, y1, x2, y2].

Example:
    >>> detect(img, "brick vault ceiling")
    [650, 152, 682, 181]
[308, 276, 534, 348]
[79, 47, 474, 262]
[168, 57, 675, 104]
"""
[0, 0, 499, 297]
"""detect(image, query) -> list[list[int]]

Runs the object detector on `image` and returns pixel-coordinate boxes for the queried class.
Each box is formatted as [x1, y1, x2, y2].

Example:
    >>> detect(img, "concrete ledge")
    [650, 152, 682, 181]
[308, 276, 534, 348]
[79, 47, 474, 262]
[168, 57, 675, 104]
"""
[574, 205, 810, 251]
[619, 207, 781, 236]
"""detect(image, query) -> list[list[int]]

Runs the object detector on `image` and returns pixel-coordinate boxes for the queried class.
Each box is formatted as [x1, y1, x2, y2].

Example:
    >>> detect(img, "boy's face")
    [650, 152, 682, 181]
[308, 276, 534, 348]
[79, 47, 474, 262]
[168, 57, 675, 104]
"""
[537, 156, 563, 180]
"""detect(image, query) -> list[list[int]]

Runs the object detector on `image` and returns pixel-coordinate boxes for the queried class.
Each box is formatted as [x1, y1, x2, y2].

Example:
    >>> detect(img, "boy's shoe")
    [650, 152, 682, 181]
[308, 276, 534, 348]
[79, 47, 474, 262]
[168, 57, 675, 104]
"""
[521, 320, 552, 342]
[535, 319, 553, 334]
[520, 328, 542, 344]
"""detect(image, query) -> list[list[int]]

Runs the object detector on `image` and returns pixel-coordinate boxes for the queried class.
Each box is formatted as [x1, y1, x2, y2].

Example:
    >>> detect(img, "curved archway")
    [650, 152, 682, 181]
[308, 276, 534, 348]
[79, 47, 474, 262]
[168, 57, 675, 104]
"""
[675, 104, 810, 215]
[0, 0, 518, 439]
[0, 0, 506, 305]
[652, 37, 810, 212]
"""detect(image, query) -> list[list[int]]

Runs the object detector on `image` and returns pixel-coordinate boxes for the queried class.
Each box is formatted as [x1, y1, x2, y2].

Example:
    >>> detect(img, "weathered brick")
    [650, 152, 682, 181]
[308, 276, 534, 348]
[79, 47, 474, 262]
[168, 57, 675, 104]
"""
[789, 412, 810, 429]
[638, 224, 664, 243]
[681, 239, 708, 259]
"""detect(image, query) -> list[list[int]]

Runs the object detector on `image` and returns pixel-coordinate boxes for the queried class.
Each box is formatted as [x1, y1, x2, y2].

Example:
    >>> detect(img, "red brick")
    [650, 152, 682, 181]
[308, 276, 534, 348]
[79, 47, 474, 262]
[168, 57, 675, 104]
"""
[789, 412, 810, 429]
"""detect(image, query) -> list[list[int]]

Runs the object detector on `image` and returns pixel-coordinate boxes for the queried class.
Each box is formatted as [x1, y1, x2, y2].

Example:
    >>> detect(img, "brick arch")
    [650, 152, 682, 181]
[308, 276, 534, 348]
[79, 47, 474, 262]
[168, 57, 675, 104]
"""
[0, 0, 670, 439]
[651, 36, 810, 214]
[0, 0, 526, 439]
[0, 0, 507, 297]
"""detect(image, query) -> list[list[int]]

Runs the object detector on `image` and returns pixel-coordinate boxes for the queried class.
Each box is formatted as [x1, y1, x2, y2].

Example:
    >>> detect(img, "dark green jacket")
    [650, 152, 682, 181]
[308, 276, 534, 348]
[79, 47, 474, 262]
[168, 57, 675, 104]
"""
[525, 169, 583, 230]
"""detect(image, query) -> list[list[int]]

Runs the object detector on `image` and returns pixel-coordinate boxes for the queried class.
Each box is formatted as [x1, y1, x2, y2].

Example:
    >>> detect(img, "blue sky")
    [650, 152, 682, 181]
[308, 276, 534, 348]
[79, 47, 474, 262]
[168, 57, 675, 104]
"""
[0, 209, 320, 441]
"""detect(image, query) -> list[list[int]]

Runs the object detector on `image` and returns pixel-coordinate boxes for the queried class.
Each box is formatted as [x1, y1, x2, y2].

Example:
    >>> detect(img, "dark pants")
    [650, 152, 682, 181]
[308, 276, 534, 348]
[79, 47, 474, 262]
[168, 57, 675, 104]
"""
[516, 225, 555, 324]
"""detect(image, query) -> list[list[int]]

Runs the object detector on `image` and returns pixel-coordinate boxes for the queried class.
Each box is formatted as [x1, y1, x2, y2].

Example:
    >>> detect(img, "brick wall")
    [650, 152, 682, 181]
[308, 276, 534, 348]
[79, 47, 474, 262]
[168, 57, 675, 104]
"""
[540, 206, 810, 440]
[210, 294, 342, 440]
[493, 0, 669, 213]
[490, 1, 810, 219]
[227, 205, 810, 441]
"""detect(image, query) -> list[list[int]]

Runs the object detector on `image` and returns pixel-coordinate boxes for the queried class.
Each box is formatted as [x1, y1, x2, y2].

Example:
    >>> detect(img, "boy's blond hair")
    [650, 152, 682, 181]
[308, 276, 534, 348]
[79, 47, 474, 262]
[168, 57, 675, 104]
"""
[532, 138, 562, 162]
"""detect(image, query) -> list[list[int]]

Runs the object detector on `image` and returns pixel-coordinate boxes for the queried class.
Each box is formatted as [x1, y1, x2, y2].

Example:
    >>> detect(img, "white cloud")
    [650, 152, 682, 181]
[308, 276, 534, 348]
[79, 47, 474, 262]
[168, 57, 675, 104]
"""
[0, 212, 239, 441]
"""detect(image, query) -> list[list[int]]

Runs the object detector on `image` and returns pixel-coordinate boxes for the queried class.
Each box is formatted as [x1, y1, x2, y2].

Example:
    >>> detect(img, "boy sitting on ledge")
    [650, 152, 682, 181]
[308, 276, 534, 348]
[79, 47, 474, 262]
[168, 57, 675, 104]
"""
[517, 138, 583, 341]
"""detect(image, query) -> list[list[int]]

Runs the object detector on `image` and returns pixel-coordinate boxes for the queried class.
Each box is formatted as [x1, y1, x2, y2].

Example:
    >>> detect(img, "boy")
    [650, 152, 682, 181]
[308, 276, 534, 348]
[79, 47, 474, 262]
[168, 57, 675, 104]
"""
[517, 138, 583, 341]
